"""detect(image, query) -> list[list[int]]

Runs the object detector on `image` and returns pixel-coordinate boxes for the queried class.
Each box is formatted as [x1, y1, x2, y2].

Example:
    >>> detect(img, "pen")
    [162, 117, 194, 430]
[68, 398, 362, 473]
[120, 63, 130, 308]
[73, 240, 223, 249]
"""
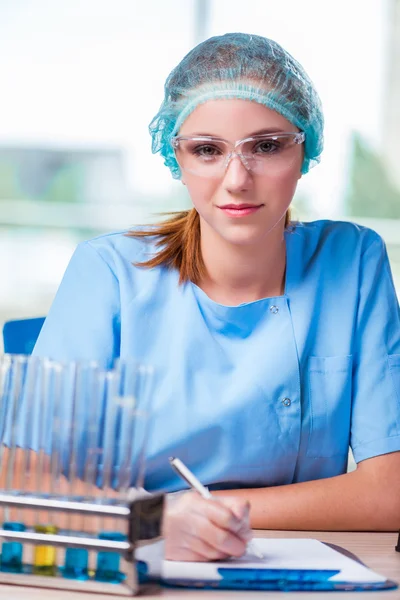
[169, 456, 263, 559]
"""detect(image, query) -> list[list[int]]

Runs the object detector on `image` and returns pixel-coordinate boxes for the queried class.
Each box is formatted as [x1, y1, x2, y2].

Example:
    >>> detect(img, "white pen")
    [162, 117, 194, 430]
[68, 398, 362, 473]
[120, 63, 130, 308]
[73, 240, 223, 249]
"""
[169, 456, 263, 559]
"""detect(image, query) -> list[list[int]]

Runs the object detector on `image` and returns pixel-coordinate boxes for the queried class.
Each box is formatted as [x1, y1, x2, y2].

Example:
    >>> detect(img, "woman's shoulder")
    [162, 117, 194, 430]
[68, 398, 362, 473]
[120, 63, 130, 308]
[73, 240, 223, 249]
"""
[292, 219, 384, 252]
[77, 228, 160, 271]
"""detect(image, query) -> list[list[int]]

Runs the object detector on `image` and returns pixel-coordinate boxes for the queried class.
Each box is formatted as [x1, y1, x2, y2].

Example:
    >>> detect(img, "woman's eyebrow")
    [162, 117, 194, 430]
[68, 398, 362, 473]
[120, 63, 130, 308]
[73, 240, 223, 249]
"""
[184, 128, 290, 137]
[246, 127, 291, 136]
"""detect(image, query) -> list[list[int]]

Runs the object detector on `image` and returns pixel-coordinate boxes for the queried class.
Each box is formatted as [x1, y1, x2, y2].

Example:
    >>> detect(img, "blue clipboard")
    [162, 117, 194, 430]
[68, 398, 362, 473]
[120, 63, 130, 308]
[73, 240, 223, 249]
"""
[161, 566, 398, 592]
[161, 580, 398, 591]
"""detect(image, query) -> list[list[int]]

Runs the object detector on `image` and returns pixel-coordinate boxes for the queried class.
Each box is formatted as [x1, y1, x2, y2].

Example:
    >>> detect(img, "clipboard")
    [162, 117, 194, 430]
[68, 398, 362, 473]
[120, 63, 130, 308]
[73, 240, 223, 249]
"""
[137, 538, 398, 592]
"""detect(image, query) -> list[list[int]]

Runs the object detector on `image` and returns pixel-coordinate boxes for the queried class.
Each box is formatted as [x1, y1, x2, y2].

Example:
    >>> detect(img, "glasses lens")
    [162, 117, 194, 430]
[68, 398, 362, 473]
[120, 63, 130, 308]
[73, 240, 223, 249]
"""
[239, 134, 303, 174]
[173, 138, 229, 178]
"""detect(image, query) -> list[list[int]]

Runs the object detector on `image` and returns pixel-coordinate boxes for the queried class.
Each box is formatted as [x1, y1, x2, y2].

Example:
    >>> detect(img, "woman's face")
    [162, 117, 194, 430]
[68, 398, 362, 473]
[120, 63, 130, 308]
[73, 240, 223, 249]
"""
[177, 99, 303, 247]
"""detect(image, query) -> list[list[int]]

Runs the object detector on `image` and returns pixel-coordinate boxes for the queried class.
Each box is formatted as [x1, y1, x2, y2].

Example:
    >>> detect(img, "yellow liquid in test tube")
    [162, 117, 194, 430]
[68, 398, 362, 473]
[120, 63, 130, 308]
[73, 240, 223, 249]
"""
[33, 525, 58, 576]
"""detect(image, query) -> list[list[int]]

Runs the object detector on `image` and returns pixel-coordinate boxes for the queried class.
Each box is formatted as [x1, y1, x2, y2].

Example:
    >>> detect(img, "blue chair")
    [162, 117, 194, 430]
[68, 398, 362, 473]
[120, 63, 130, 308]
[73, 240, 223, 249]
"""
[2, 317, 46, 355]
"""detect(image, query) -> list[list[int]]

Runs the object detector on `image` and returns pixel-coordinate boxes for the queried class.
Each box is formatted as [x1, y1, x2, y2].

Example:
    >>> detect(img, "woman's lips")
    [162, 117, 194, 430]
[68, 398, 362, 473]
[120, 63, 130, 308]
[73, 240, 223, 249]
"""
[218, 204, 263, 217]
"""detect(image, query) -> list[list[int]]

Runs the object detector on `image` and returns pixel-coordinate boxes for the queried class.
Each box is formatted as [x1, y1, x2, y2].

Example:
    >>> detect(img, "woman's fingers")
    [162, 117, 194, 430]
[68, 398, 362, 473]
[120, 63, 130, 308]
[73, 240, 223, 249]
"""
[215, 495, 252, 541]
[220, 496, 251, 521]
[165, 524, 232, 561]
[164, 491, 251, 561]
[200, 494, 252, 541]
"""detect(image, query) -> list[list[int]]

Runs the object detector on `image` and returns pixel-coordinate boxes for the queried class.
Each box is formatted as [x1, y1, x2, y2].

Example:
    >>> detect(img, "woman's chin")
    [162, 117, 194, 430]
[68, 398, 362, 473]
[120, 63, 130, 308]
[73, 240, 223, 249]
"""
[218, 223, 275, 247]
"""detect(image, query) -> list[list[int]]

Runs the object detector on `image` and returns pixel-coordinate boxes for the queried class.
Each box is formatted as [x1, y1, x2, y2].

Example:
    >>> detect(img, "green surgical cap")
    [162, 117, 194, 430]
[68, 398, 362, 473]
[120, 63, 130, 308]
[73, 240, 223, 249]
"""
[149, 32, 324, 178]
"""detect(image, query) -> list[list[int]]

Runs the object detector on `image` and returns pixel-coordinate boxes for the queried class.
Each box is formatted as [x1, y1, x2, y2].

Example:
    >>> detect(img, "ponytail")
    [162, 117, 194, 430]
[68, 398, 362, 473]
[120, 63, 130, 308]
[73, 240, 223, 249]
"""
[129, 208, 291, 285]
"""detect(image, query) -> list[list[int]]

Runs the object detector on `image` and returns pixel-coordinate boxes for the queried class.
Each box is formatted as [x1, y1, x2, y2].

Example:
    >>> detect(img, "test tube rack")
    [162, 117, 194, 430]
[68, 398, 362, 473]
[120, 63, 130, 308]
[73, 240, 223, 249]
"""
[0, 489, 164, 595]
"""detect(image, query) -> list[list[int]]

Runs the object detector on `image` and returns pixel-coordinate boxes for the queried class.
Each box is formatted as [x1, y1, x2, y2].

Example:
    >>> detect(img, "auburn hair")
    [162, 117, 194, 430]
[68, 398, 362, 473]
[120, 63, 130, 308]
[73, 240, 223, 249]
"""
[127, 208, 291, 285]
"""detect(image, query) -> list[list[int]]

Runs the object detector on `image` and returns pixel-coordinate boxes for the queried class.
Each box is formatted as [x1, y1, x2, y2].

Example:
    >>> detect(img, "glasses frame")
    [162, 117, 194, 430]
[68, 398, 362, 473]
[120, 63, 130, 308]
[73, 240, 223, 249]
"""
[171, 131, 305, 177]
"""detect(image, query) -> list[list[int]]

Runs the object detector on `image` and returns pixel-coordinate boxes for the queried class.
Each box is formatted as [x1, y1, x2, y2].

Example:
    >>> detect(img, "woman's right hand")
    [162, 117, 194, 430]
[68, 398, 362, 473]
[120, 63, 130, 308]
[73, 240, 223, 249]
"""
[163, 491, 252, 561]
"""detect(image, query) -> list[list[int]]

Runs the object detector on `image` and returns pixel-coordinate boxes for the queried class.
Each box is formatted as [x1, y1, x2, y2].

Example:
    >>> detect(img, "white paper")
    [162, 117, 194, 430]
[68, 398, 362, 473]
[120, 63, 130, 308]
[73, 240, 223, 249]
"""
[159, 538, 387, 583]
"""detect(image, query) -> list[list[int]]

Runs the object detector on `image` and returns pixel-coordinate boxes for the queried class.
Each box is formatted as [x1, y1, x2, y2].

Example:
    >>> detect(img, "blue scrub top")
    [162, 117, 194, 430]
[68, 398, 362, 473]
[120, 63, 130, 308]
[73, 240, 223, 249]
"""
[33, 220, 400, 492]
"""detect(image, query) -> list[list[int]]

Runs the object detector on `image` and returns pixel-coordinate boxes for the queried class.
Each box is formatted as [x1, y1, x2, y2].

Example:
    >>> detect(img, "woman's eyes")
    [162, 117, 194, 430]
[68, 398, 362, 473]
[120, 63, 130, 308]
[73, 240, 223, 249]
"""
[253, 141, 281, 154]
[192, 144, 222, 157]
[188, 140, 284, 157]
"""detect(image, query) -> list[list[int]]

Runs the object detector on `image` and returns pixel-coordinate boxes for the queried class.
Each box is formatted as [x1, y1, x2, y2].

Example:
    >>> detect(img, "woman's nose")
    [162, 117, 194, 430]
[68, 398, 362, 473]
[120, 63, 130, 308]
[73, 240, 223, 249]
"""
[222, 153, 253, 192]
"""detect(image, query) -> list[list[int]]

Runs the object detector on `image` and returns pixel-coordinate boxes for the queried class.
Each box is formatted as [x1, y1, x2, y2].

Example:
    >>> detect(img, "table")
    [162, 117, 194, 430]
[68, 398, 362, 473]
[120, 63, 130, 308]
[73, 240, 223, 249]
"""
[0, 530, 399, 599]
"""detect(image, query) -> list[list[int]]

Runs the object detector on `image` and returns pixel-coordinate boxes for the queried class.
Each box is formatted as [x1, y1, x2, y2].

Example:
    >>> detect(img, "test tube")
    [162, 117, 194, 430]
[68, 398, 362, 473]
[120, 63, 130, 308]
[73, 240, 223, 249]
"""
[83, 365, 104, 500]
[17, 357, 40, 508]
[32, 359, 59, 576]
[32, 524, 58, 576]
[0, 355, 28, 572]
[0, 355, 13, 570]
[95, 531, 126, 583]
[115, 359, 154, 492]
[63, 362, 99, 580]
[49, 362, 64, 507]
[95, 369, 126, 583]
[94, 361, 154, 583]
[0, 522, 26, 572]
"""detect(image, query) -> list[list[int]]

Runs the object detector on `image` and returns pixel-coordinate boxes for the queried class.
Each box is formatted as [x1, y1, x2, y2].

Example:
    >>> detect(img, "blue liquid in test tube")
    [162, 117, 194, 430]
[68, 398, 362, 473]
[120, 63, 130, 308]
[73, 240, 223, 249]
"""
[63, 546, 89, 580]
[95, 532, 127, 583]
[0, 522, 26, 572]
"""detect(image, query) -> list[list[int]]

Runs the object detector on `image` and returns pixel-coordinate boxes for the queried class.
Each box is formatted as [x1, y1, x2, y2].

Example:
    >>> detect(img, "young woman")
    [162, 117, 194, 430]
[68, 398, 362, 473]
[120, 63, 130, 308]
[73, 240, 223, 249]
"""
[33, 33, 400, 561]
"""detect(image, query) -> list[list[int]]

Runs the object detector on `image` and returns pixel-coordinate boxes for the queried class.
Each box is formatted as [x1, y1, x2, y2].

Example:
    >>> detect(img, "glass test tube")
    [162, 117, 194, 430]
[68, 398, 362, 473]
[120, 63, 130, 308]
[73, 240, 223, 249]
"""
[116, 360, 154, 493]
[63, 362, 98, 580]
[95, 369, 125, 583]
[33, 359, 58, 576]
[0, 355, 28, 572]
[94, 361, 154, 584]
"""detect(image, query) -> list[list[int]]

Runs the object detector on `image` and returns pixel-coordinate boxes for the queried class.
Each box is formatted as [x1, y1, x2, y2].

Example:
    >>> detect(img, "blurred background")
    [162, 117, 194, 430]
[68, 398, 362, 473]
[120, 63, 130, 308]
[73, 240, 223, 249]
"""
[0, 0, 399, 334]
